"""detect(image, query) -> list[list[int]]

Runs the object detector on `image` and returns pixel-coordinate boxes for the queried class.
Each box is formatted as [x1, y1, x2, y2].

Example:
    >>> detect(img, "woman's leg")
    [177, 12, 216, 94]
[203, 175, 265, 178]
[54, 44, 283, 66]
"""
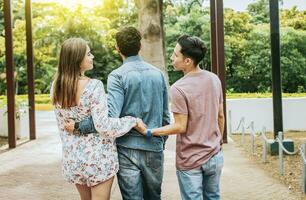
[91, 177, 114, 200]
[75, 184, 91, 200]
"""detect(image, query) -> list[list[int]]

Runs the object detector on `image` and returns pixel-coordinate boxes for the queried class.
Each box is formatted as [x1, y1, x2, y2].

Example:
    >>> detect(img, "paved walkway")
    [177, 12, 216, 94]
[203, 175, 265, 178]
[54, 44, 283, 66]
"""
[0, 112, 300, 200]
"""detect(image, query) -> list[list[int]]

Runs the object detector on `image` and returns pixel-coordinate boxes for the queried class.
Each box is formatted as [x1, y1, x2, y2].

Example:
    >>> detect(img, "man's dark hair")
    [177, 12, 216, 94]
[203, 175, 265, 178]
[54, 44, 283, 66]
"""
[177, 35, 207, 66]
[115, 27, 142, 57]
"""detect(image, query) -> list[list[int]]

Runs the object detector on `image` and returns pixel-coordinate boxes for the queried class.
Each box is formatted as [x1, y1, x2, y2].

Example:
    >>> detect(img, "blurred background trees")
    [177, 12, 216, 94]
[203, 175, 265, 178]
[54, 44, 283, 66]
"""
[0, 0, 305, 95]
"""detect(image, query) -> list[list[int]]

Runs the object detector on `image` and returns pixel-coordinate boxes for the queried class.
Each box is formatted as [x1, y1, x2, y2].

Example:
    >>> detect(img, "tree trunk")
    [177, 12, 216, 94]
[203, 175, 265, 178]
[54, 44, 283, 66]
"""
[135, 0, 168, 80]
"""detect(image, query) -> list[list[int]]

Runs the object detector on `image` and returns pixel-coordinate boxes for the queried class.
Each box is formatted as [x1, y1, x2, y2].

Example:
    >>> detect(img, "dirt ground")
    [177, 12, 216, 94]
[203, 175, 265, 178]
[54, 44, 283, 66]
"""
[0, 137, 26, 149]
[231, 131, 306, 199]
[0, 137, 7, 147]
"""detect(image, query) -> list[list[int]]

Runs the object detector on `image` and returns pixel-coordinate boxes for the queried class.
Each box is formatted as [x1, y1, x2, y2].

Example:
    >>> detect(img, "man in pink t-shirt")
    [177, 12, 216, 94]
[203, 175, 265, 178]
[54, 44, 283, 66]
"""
[139, 35, 225, 200]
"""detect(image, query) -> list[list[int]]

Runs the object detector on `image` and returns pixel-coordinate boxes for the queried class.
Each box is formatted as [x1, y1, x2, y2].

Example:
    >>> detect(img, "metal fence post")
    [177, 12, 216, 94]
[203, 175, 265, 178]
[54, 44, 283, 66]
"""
[278, 131, 284, 176]
[262, 129, 267, 163]
[302, 144, 306, 193]
[228, 110, 232, 135]
[250, 121, 255, 154]
[241, 117, 245, 145]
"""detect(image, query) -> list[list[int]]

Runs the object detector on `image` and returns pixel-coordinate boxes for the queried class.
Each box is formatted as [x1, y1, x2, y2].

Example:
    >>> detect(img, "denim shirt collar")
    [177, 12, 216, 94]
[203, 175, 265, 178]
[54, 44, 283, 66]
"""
[123, 55, 143, 64]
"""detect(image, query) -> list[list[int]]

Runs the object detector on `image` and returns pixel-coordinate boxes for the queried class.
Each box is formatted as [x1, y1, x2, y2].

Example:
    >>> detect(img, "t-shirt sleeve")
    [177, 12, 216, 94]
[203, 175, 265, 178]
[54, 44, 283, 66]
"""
[170, 86, 188, 115]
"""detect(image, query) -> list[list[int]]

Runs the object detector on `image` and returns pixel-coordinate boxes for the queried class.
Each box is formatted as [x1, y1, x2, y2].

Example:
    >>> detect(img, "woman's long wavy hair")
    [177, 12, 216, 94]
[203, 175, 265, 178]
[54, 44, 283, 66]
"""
[52, 38, 87, 109]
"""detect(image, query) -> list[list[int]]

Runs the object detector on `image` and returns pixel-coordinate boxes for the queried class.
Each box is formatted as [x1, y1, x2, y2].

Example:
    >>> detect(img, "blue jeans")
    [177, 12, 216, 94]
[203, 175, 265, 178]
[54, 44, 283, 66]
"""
[117, 146, 164, 200]
[176, 151, 224, 200]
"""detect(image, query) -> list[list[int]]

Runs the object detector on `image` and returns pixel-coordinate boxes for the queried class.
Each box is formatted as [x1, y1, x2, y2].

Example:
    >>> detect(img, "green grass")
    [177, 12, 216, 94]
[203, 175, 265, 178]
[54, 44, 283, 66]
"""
[226, 93, 306, 99]
[0, 93, 305, 111]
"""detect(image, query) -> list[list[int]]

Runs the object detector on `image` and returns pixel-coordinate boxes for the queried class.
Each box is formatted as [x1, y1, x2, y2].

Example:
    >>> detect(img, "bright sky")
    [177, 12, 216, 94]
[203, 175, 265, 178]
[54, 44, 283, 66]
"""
[32, 0, 102, 8]
[33, 0, 306, 11]
[203, 0, 306, 11]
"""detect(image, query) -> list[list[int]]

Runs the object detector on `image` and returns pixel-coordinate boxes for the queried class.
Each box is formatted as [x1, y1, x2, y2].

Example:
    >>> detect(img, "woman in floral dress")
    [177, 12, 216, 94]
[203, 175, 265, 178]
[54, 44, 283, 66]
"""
[51, 38, 146, 200]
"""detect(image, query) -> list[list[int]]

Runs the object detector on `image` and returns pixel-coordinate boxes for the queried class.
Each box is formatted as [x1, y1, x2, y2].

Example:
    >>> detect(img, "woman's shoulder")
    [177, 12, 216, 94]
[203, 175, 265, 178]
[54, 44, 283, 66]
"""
[90, 78, 103, 86]
[87, 79, 105, 93]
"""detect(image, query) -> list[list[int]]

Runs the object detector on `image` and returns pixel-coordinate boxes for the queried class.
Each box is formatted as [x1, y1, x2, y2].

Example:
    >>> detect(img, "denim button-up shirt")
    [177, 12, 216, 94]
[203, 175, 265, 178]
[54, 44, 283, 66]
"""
[79, 55, 170, 152]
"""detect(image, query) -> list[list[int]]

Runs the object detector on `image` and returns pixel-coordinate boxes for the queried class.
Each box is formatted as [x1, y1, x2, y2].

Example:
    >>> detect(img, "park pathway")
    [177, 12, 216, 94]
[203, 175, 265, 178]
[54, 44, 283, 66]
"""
[0, 112, 300, 200]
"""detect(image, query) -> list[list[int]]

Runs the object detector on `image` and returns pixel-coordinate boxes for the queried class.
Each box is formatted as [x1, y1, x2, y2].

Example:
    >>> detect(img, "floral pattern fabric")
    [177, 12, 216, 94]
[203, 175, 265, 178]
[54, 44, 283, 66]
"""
[53, 79, 136, 186]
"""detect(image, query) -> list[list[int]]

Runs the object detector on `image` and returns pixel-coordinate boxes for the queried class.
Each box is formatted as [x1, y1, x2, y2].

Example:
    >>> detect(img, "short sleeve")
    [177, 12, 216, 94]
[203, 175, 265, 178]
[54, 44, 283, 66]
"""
[170, 86, 188, 115]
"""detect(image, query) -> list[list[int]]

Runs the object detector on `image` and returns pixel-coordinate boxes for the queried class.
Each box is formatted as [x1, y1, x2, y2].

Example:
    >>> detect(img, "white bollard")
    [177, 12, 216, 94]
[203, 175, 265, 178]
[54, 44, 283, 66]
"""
[228, 110, 232, 135]
[262, 138, 266, 162]
[241, 117, 245, 145]
[262, 129, 267, 163]
[302, 144, 306, 193]
[250, 121, 255, 154]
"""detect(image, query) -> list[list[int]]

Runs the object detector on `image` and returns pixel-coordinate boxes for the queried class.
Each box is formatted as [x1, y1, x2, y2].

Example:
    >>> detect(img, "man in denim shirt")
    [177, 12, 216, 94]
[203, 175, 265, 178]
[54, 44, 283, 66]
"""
[66, 27, 170, 200]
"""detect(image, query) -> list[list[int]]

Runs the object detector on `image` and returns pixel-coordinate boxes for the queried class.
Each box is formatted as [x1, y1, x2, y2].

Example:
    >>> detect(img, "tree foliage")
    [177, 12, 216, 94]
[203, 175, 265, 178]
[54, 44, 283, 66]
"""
[0, 0, 136, 94]
[164, 1, 306, 92]
[281, 7, 306, 31]
[0, 0, 305, 94]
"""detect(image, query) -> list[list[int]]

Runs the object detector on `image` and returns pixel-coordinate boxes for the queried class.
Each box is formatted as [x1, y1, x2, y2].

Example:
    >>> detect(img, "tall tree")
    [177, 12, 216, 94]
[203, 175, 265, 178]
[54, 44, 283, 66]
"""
[135, 0, 168, 79]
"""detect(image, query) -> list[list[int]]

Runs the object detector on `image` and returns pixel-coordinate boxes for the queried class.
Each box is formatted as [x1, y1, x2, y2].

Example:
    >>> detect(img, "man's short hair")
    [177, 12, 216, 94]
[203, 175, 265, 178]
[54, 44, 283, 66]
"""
[115, 27, 142, 57]
[177, 35, 207, 66]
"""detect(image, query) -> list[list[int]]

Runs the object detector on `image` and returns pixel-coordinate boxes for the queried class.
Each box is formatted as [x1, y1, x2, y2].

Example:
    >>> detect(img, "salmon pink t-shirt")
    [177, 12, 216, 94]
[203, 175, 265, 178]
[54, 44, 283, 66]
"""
[170, 70, 223, 170]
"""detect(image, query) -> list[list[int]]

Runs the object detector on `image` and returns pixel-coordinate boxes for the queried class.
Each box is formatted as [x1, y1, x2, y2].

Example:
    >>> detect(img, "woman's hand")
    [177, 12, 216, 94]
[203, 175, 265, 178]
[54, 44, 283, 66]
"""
[64, 119, 75, 134]
[134, 118, 147, 135]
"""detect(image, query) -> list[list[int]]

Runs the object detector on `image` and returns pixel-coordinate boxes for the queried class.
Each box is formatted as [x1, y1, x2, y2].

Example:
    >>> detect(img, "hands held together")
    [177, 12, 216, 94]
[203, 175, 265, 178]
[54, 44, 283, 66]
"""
[134, 118, 153, 138]
[64, 119, 75, 134]
[134, 118, 147, 135]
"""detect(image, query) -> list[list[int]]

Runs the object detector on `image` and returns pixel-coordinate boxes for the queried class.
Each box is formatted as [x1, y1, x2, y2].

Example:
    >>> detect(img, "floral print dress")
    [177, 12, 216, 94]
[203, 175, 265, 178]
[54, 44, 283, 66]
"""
[53, 79, 136, 187]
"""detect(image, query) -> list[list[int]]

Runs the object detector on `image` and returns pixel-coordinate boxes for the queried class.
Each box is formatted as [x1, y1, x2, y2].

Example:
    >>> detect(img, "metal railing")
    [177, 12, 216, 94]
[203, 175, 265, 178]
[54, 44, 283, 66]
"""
[232, 117, 306, 193]
[235, 117, 245, 145]
[275, 132, 299, 174]
[260, 127, 275, 163]
[300, 144, 306, 193]
[235, 117, 259, 154]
